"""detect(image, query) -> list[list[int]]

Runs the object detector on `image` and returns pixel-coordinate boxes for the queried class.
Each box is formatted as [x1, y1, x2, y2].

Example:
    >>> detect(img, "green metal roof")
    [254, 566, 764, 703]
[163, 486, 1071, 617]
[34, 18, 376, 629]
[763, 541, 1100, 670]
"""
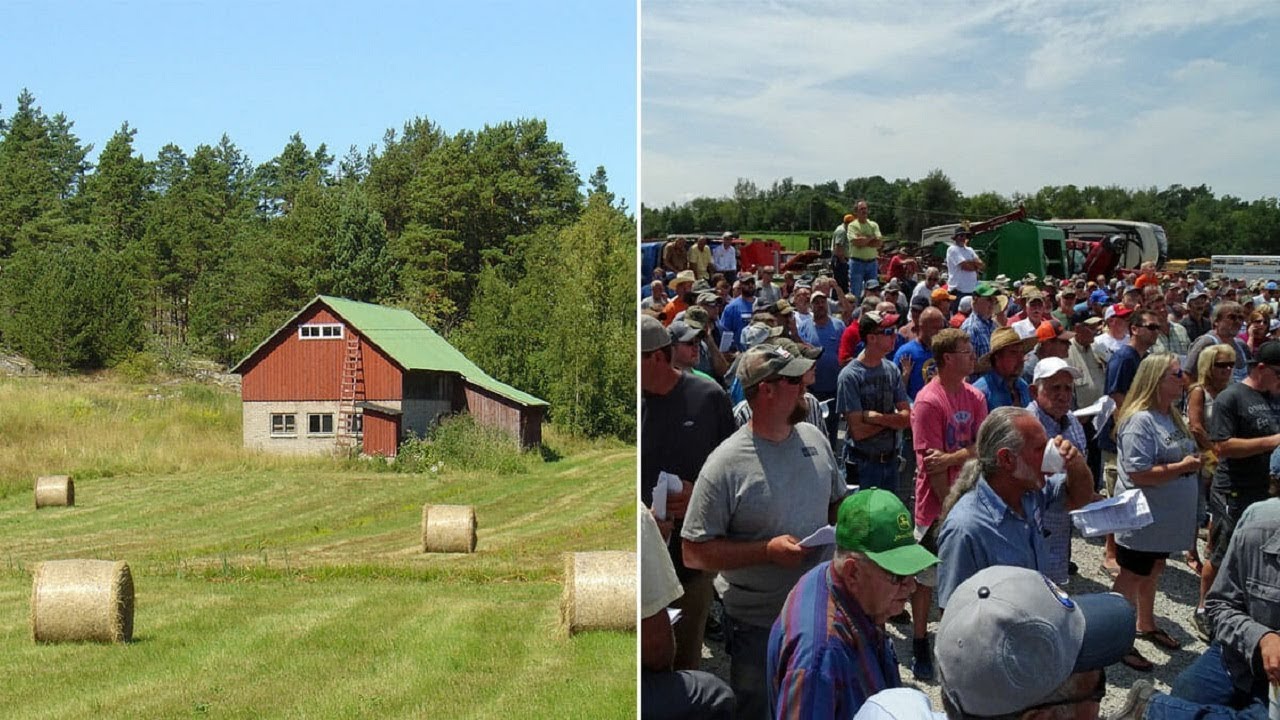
[233, 296, 548, 408]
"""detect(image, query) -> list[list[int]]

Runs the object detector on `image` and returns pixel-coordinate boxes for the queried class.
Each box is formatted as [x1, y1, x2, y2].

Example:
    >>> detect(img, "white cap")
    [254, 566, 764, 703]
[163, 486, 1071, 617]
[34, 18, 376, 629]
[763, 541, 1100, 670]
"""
[1032, 357, 1083, 384]
[853, 688, 944, 720]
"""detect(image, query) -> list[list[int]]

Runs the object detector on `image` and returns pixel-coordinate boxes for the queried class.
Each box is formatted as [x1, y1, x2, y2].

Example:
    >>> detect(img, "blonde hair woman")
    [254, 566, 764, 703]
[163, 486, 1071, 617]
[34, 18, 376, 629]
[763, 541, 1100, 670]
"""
[1112, 352, 1203, 672]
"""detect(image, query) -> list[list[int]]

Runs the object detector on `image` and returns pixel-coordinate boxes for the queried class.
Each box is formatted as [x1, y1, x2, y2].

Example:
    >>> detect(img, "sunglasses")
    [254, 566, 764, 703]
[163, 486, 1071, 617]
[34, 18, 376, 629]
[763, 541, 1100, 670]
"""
[875, 328, 897, 336]
[1213, 361, 1235, 369]
[1138, 323, 1161, 331]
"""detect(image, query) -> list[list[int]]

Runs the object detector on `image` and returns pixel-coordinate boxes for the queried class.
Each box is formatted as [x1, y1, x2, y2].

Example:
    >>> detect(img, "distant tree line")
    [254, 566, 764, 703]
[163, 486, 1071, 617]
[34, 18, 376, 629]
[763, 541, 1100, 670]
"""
[641, 169, 1280, 258]
[0, 90, 634, 440]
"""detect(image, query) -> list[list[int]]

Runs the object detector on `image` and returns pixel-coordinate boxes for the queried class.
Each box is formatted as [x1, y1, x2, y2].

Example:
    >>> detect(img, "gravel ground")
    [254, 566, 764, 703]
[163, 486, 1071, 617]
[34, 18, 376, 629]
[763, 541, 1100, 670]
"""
[697, 532, 1210, 717]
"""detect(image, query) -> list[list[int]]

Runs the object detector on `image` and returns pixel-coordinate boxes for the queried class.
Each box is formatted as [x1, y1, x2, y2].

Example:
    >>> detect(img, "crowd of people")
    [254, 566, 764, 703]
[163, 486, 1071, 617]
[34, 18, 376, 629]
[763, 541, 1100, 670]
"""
[640, 206, 1280, 720]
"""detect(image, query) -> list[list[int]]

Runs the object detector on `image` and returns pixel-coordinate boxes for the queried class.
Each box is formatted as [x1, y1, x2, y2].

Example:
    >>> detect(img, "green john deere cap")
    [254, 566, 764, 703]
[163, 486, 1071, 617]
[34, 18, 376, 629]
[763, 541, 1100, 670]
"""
[836, 489, 938, 576]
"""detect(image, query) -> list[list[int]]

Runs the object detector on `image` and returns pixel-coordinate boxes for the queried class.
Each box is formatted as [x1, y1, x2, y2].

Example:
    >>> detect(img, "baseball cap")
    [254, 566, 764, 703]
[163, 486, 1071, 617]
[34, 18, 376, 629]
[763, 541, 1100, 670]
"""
[684, 306, 711, 330]
[1032, 357, 1083, 384]
[721, 231, 733, 239]
[1249, 340, 1280, 368]
[695, 291, 721, 306]
[667, 320, 699, 344]
[852, 689, 936, 720]
[958, 296, 973, 313]
[1035, 319, 1074, 344]
[859, 310, 900, 334]
[972, 282, 998, 298]
[741, 322, 782, 349]
[936, 566, 1136, 718]
[1089, 289, 1110, 305]
[640, 315, 671, 353]
[1187, 290, 1207, 302]
[1103, 304, 1133, 321]
[1078, 316, 1104, 329]
[931, 287, 956, 302]
[835, 490, 938, 576]
[843, 213, 855, 223]
[1268, 281, 1278, 291]
[910, 295, 930, 311]
[736, 344, 815, 389]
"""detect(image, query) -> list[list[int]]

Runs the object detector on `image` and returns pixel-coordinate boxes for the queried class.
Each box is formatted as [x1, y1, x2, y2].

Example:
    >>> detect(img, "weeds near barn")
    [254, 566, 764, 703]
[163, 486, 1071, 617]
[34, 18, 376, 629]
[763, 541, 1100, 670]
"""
[0, 375, 635, 718]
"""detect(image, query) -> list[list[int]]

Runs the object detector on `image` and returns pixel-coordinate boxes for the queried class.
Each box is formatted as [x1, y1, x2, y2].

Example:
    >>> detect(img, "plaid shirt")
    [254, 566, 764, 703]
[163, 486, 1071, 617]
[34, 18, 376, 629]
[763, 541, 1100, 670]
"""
[960, 312, 997, 360]
[769, 561, 902, 720]
[1030, 400, 1088, 584]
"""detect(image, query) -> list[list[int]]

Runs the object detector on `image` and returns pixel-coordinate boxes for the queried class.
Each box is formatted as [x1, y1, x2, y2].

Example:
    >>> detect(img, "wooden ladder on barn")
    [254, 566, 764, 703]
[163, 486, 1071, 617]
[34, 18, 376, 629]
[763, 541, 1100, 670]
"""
[336, 333, 364, 451]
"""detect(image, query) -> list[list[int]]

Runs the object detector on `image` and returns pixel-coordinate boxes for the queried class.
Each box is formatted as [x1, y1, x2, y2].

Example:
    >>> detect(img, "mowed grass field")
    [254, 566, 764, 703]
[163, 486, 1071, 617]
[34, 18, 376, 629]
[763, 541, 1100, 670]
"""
[0, 376, 635, 719]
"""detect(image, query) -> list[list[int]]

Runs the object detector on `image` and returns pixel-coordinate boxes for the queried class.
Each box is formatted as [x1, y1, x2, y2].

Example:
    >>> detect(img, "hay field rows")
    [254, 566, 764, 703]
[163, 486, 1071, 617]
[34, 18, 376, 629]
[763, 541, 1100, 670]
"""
[0, 377, 636, 719]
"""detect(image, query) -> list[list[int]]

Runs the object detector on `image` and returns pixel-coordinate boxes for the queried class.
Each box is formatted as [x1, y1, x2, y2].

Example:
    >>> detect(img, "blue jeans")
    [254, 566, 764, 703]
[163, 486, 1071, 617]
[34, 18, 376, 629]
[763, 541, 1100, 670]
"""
[1146, 644, 1268, 720]
[724, 614, 771, 720]
[846, 456, 899, 495]
[848, 258, 879, 297]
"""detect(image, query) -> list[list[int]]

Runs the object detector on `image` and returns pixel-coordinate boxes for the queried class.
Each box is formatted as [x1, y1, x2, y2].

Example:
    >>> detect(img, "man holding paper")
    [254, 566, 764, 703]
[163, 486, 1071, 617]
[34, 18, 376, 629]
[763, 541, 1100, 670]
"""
[682, 344, 846, 720]
[768, 490, 939, 720]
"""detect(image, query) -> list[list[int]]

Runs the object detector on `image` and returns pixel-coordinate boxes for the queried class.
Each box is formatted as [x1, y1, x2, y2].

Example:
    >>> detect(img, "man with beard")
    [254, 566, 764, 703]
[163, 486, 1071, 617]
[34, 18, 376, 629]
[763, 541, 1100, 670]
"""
[935, 406, 1094, 609]
[682, 344, 847, 720]
[719, 274, 758, 352]
[972, 327, 1035, 411]
[768, 490, 939, 720]
[640, 316, 736, 673]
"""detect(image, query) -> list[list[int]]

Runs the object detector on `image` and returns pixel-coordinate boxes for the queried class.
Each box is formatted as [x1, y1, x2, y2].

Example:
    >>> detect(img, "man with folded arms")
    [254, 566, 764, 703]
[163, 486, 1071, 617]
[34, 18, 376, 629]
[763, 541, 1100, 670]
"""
[769, 490, 939, 720]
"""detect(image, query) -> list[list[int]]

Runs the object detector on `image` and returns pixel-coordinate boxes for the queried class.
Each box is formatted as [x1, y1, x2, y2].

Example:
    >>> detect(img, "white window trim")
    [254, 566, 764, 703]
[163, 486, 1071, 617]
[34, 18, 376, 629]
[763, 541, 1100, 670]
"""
[270, 413, 297, 437]
[307, 413, 335, 437]
[298, 323, 344, 340]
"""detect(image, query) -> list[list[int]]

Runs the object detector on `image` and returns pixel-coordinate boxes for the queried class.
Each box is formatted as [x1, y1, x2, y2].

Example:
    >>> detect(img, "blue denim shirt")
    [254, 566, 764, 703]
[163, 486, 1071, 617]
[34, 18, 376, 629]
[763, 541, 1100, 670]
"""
[971, 369, 1031, 411]
[935, 475, 1066, 608]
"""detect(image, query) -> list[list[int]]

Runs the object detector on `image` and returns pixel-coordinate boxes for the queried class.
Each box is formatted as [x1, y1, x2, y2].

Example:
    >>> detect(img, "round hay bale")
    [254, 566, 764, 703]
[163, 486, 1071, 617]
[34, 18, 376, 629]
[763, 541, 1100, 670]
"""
[34, 475, 74, 508]
[420, 504, 477, 553]
[31, 559, 134, 643]
[559, 551, 636, 635]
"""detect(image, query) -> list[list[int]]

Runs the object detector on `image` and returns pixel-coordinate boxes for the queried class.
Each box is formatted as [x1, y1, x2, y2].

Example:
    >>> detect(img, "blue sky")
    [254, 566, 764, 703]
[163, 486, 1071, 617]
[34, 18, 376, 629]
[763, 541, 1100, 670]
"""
[642, 0, 1280, 208]
[1, 0, 636, 211]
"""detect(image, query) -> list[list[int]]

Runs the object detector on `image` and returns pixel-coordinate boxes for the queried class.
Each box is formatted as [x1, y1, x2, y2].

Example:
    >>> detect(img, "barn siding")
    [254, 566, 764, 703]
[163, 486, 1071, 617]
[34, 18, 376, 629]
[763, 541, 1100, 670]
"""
[462, 383, 542, 449]
[363, 410, 400, 457]
[240, 306, 403, 401]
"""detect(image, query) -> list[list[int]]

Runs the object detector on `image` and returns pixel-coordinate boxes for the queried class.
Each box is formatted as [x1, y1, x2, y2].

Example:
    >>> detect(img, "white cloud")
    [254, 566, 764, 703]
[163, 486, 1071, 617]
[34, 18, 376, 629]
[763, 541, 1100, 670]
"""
[641, 0, 1280, 207]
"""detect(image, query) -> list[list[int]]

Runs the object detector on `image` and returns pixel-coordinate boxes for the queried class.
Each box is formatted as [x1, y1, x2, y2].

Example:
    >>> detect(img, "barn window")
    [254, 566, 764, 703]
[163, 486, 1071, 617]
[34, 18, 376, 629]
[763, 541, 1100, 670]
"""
[308, 413, 335, 435]
[270, 413, 297, 436]
[299, 323, 344, 340]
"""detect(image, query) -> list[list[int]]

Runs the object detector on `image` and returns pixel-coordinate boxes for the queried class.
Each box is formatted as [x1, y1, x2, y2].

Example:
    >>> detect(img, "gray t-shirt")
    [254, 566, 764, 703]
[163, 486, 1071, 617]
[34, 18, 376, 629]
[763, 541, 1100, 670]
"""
[681, 423, 845, 628]
[837, 357, 908, 456]
[1115, 410, 1199, 553]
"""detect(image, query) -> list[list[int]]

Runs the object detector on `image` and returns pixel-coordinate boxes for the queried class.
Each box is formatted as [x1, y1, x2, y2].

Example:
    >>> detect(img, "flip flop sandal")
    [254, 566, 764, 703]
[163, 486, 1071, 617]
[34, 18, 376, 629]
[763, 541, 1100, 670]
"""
[1121, 647, 1154, 672]
[1099, 562, 1121, 580]
[1137, 628, 1183, 651]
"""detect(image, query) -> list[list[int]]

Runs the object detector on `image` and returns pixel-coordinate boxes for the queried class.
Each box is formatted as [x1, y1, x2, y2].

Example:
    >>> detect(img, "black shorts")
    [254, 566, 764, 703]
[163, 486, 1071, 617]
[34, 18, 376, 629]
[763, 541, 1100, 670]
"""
[1207, 508, 1239, 567]
[1115, 544, 1168, 577]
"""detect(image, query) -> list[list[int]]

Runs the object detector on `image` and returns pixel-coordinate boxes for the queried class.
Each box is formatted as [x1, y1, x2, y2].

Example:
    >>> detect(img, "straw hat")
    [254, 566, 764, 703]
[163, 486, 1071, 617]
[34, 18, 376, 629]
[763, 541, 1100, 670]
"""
[976, 327, 1037, 373]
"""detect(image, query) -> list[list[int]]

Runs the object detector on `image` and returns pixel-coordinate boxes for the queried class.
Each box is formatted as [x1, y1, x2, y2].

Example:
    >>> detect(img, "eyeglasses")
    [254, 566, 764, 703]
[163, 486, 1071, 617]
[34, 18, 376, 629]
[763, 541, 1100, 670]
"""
[1213, 361, 1235, 369]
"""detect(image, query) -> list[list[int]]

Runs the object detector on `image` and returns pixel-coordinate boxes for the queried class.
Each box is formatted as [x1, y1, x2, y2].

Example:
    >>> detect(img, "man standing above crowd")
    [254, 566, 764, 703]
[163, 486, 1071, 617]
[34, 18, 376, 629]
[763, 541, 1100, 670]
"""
[798, 289, 846, 452]
[935, 406, 1094, 608]
[640, 316, 736, 672]
[905, 327, 987, 680]
[682, 344, 846, 720]
[944, 227, 982, 301]
[768, 490, 938, 720]
[712, 232, 738, 276]
[846, 200, 883, 297]
[838, 311, 910, 493]
[663, 236, 688, 273]
[687, 235, 713, 280]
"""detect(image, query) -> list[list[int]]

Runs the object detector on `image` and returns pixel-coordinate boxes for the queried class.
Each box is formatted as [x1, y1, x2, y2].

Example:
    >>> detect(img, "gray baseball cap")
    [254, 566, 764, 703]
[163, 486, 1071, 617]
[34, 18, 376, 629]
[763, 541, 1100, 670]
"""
[640, 315, 671, 353]
[937, 566, 1134, 717]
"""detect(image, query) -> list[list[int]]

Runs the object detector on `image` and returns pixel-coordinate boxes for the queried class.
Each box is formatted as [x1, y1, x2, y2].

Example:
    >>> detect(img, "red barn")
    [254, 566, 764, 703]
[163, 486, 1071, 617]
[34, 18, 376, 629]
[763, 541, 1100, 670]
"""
[230, 296, 548, 457]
